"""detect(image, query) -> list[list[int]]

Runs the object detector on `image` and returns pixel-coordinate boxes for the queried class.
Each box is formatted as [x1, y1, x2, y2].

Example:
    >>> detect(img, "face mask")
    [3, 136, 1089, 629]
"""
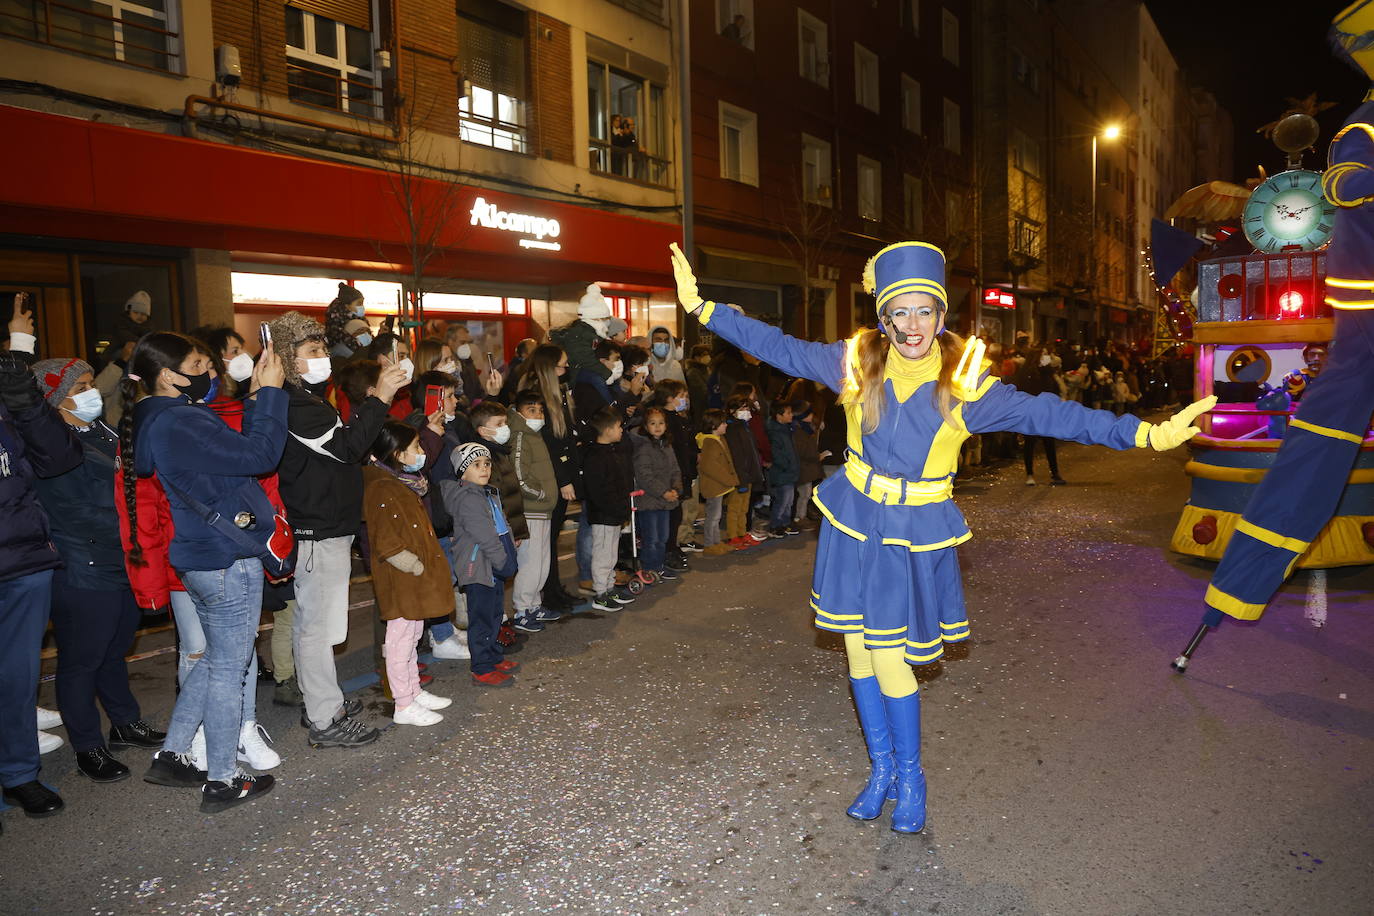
[355, 333, 373, 348]
[435, 359, 458, 374]
[396, 357, 415, 384]
[487, 424, 511, 445]
[607, 361, 624, 383]
[352, 304, 366, 318]
[227, 352, 254, 382]
[652, 342, 670, 359]
[172, 369, 213, 403]
[65, 388, 103, 423]
[402, 453, 426, 473]
[735, 409, 752, 421]
[676, 397, 689, 412]
[456, 344, 473, 361]
[1040, 353, 1052, 367]
[525, 417, 546, 432]
[635, 364, 650, 377]
[301, 357, 332, 385]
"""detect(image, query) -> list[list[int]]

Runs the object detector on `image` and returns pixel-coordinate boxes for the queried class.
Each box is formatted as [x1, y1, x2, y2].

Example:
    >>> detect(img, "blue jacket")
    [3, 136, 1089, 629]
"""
[766, 416, 800, 486]
[32, 421, 128, 590]
[134, 388, 289, 572]
[0, 353, 83, 583]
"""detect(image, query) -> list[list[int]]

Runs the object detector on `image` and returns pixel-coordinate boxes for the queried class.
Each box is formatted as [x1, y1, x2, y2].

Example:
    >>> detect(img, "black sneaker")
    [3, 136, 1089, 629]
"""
[591, 592, 623, 613]
[659, 568, 680, 581]
[307, 714, 380, 750]
[200, 770, 275, 814]
[612, 589, 637, 606]
[665, 553, 689, 570]
[1050, 476, 1067, 486]
[273, 676, 303, 707]
[784, 525, 801, 536]
[76, 746, 130, 783]
[143, 750, 208, 788]
[300, 697, 363, 729]
[679, 540, 704, 553]
[766, 528, 786, 539]
[109, 719, 166, 749]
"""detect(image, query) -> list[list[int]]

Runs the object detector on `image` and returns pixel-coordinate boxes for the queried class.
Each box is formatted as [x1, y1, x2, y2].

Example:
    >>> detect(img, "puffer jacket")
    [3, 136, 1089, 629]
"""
[483, 435, 529, 542]
[440, 477, 517, 587]
[32, 421, 128, 590]
[550, 319, 611, 381]
[765, 417, 800, 486]
[630, 430, 682, 511]
[508, 409, 557, 519]
[695, 433, 739, 499]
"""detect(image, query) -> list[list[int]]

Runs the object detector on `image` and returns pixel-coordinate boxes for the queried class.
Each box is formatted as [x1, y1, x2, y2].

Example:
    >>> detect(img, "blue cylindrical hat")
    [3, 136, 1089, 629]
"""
[862, 241, 947, 313]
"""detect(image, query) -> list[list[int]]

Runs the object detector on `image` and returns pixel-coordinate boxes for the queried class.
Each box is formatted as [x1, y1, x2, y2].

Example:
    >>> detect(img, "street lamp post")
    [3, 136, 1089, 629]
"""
[1089, 124, 1121, 344]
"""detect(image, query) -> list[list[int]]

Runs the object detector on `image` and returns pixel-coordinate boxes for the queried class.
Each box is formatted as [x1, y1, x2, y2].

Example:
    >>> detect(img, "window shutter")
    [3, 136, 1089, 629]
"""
[289, 0, 372, 31]
[457, 17, 526, 98]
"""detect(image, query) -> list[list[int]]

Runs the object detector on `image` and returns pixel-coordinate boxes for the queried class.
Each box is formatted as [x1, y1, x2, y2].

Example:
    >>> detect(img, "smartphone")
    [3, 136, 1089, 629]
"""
[391, 339, 399, 364]
[259, 321, 272, 352]
[423, 385, 444, 416]
[486, 351, 496, 372]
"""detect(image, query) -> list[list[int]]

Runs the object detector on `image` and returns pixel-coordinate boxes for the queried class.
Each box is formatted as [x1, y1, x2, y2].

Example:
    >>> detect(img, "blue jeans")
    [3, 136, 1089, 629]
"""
[639, 509, 670, 573]
[463, 535, 516, 675]
[0, 569, 52, 787]
[769, 484, 796, 530]
[576, 502, 593, 581]
[171, 589, 258, 724]
[165, 559, 263, 782]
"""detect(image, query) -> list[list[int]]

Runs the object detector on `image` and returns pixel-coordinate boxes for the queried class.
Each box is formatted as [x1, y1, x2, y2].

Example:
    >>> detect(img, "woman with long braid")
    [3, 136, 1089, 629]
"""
[669, 242, 1214, 833]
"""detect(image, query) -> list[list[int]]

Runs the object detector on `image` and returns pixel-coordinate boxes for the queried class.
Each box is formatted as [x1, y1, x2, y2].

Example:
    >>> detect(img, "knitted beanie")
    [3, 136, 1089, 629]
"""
[451, 441, 492, 476]
[578, 283, 611, 320]
[32, 357, 94, 407]
[125, 290, 152, 315]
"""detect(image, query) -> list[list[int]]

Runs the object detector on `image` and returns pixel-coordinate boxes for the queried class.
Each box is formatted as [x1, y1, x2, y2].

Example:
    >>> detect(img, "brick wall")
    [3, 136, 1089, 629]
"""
[396, 0, 459, 136]
[211, 0, 286, 96]
[527, 12, 574, 164]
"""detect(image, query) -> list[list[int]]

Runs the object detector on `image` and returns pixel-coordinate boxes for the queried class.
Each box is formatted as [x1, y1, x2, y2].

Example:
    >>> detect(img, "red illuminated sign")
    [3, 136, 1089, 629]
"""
[983, 288, 1016, 308]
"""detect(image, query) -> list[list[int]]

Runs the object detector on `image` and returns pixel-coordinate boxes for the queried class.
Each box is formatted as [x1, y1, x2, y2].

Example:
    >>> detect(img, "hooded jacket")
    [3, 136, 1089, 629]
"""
[696, 432, 740, 499]
[582, 439, 633, 526]
[362, 465, 454, 620]
[630, 428, 682, 511]
[440, 476, 517, 587]
[647, 326, 686, 383]
[723, 417, 764, 486]
[551, 320, 611, 382]
[508, 409, 558, 520]
[765, 416, 800, 487]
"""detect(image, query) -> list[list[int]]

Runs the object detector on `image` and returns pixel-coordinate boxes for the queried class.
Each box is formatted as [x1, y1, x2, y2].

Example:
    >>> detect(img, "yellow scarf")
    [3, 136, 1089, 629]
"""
[884, 345, 941, 402]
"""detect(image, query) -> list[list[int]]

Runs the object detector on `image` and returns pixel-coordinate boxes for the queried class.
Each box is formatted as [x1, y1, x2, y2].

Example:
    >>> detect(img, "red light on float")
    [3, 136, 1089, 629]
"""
[1278, 290, 1305, 315]
[1362, 521, 1374, 549]
[1192, 515, 1218, 545]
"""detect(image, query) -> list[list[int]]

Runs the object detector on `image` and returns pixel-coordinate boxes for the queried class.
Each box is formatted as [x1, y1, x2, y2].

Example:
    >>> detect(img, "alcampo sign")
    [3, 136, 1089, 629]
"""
[468, 196, 562, 251]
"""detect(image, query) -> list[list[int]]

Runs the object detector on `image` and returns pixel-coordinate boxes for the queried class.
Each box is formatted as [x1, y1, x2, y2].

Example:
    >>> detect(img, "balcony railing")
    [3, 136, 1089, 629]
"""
[589, 138, 671, 188]
[286, 60, 383, 122]
[0, 0, 180, 73]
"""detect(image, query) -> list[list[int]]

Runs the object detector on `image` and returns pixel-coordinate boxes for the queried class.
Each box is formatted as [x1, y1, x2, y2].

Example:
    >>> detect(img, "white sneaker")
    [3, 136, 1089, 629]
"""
[413, 689, 452, 711]
[1025, 476, 1037, 486]
[237, 721, 281, 770]
[35, 706, 62, 730]
[430, 634, 470, 660]
[37, 730, 63, 754]
[393, 703, 443, 726]
[190, 726, 208, 771]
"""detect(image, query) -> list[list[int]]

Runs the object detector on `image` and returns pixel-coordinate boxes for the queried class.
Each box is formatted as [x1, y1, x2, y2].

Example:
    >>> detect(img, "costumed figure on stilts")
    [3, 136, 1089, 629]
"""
[668, 241, 1215, 833]
[1172, 1, 1374, 671]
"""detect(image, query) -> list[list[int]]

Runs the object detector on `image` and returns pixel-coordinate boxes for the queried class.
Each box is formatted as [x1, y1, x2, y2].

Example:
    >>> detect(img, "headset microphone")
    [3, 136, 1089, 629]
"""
[882, 315, 910, 344]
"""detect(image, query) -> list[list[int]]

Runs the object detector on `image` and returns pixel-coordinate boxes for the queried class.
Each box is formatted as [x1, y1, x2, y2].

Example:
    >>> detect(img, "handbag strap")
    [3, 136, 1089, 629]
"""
[158, 473, 277, 564]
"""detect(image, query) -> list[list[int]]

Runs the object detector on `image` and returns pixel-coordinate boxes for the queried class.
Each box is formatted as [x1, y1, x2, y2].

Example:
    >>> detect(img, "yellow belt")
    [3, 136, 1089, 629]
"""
[844, 456, 953, 506]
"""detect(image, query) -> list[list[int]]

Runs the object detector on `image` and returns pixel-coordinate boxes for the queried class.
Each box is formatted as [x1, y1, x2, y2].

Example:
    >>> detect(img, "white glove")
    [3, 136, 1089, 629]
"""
[385, 549, 425, 576]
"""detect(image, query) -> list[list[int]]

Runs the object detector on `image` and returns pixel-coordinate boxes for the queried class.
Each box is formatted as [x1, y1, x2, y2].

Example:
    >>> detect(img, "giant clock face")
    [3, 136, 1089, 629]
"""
[1243, 169, 1335, 252]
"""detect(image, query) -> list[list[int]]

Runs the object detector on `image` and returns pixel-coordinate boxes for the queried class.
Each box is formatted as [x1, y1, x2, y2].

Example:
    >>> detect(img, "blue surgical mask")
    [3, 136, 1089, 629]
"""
[356, 333, 373, 347]
[403, 453, 426, 473]
[352, 304, 366, 318]
[65, 388, 104, 423]
[652, 341, 670, 359]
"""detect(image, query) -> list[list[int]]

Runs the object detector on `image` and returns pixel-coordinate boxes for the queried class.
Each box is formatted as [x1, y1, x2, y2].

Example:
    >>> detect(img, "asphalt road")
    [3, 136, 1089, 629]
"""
[3, 435, 1372, 915]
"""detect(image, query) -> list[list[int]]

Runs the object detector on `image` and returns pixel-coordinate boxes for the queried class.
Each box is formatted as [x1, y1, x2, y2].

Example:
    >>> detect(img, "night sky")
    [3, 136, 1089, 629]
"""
[1145, 0, 1369, 181]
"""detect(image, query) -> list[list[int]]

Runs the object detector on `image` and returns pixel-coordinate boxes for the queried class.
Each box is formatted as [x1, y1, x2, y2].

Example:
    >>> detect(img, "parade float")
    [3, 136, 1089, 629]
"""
[1164, 112, 1374, 569]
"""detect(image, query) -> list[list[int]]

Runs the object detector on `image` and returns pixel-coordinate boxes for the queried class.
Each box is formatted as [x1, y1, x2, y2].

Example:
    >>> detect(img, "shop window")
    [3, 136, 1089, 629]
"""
[801, 133, 832, 206]
[857, 155, 881, 222]
[899, 0, 918, 35]
[797, 9, 828, 87]
[901, 74, 921, 134]
[715, 0, 752, 49]
[80, 258, 178, 366]
[718, 102, 758, 186]
[457, 0, 528, 153]
[854, 43, 879, 113]
[1, 0, 181, 72]
[587, 57, 670, 187]
[943, 97, 961, 153]
[285, 3, 380, 120]
[903, 174, 923, 233]
[941, 8, 959, 65]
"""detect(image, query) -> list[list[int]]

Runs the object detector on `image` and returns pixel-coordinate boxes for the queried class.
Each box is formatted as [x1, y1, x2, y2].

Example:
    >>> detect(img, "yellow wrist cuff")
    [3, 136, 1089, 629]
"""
[697, 300, 717, 324]
[1134, 421, 1151, 449]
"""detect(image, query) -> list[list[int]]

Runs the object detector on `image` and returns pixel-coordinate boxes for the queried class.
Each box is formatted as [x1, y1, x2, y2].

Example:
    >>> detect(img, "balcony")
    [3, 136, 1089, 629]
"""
[588, 138, 671, 188]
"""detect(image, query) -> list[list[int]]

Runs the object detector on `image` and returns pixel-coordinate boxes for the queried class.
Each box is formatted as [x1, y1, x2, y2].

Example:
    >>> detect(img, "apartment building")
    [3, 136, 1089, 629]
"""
[0, 0, 683, 363]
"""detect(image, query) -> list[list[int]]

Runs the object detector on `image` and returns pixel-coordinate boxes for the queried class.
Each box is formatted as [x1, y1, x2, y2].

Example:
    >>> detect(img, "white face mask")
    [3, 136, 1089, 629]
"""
[487, 424, 511, 445]
[65, 388, 104, 423]
[525, 417, 546, 432]
[634, 364, 649, 377]
[735, 409, 752, 421]
[301, 357, 332, 385]
[607, 361, 624, 383]
[435, 358, 458, 375]
[396, 357, 415, 384]
[590, 317, 611, 339]
[456, 343, 473, 361]
[227, 352, 254, 382]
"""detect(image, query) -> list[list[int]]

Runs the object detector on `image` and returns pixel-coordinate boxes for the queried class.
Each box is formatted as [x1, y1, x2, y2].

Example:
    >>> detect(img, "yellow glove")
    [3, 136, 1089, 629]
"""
[950, 336, 986, 401]
[668, 242, 704, 314]
[1139, 395, 1217, 451]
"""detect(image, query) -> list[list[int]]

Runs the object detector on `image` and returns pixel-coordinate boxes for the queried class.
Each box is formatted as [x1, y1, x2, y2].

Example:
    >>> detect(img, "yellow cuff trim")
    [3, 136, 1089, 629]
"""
[697, 300, 717, 324]
[1204, 583, 1268, 621]
[1290, 417, 1365, 444]
[955, 374, 998, 404]
[1235, 518, 1310, 554]
[814, 491, 868, 541]
[1134, 422, 1151, 448]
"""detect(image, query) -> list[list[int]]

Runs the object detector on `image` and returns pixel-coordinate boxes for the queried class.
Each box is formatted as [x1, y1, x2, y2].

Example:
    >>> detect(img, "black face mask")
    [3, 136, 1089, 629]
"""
[173, 370, 213, 403]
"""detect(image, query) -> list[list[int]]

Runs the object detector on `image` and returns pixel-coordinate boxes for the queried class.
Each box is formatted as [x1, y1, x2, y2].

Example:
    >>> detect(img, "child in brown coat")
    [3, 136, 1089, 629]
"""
[362, 421, 455, 726]
[695, 408, 740, 555]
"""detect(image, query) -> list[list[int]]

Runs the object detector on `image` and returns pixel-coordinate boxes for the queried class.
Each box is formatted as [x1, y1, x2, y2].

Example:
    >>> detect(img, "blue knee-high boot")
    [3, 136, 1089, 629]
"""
[846, 676, 897, 820]
[883, 691, 927, 833]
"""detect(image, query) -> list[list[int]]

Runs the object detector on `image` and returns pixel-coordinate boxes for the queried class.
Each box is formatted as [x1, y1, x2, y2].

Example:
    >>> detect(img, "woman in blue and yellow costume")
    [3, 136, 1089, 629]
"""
[668, 241, 1214, 833]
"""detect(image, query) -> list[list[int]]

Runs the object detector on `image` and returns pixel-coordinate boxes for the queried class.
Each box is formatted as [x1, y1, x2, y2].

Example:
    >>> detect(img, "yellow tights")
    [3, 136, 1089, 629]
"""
[844, 632, 917, 699]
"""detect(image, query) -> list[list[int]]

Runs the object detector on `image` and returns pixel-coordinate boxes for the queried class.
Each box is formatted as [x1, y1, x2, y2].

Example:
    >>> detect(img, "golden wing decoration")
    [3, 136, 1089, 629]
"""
[1164, 181, 1252, 222]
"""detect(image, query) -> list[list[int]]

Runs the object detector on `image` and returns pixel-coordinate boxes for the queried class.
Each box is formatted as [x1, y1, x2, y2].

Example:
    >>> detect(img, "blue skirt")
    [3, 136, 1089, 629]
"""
[809, 519, 970, 665]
